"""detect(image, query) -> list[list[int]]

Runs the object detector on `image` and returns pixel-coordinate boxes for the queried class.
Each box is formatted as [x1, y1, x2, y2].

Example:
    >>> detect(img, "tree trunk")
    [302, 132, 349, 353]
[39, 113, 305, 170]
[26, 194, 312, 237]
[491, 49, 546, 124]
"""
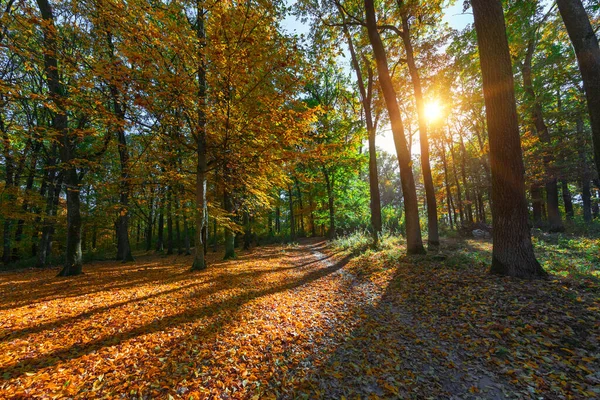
[190, 0, 208, 271]
[557, 0, 600, 177]
[183, 211, 191, 255]
[243, 212, 251, 250]
[294, 177, 305, 237]
[36, 0, 84, 276]
[223, 189, 236, 259]
[58, 169, 83, 276]
[287, 184, 296, 240]
[166, 186, 173, 255]
[439, 140, 454, 230]
[561, 181, 574, 220]
[13, 149, 39, 261]
[521, 39, 564, 232]
[322, 169, 335, 239]
[364, 0, 425, 254]
[156, 200, 164, 252]
[531, 185, 543, 225]
[471, 0, 545, 278]
[1, 116, 14, 264]
[339, 12, 382, 245]
[399, 9, 439, 247]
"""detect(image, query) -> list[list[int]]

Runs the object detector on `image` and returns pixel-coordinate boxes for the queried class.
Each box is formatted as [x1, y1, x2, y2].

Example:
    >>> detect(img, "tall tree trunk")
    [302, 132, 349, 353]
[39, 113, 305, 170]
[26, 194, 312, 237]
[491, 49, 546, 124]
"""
[1, 117, 14, 264]
[175, 194, 182, 254]
[576, 117, 592, 222]
[399, 7, 439, 247]
[557, 0, 600, 177]
[36, 0, 84, 276]
[146, 194, 154, 251]
[321, 169, 335, 240]
[106, 34, 135, 263]
[166, 186, 173, 255]
[531, 185, 544, 225]
[458, 133, 474, 224]
[449, 138, 465, 226]
[223, 189, 236, 259]
[243, 211, 251, 250]
[294, 177, 305, 237]
[191, 0, 208, 271]
[59, 169, 83, 276]
[339, 11, 382, 245]
[156, 198, 164, 252]
[13, 149, 39, 261]
[521, 39, 564, 232]
[364, 0, 425, 254]
[439, 140, 454, 230]
[287, 184, 296, 240]
[561, 181, 574, 220]
[183, 211, 191, 255]
[471, 0, 545, 278]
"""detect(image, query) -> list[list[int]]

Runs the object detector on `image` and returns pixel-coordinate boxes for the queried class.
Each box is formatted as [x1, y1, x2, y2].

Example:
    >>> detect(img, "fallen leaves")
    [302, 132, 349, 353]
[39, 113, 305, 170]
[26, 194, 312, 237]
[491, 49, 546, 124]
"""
[0, 239, 597, 399]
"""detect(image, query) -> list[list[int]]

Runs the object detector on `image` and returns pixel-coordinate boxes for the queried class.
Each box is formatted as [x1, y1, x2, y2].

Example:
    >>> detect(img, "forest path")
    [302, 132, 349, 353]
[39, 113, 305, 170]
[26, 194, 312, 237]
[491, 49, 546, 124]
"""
[0, 240, 579, 399]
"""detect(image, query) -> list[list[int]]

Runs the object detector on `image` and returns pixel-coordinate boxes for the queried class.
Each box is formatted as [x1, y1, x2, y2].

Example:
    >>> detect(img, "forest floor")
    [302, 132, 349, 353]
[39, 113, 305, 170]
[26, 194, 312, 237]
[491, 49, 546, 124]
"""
[0, 238, 598, 399]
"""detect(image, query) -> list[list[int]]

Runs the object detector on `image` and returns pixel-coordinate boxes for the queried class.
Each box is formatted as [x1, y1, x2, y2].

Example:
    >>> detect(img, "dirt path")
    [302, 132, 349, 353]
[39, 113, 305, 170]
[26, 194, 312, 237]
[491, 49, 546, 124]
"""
[0, 241, 554, 398]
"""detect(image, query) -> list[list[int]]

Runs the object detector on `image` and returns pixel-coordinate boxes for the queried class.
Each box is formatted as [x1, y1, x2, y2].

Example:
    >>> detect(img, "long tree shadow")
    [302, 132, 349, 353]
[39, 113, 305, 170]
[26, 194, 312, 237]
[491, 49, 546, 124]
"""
[0, 245, 294, 312]
[0, 253, 352, 380]
[283, 249, 599, 399]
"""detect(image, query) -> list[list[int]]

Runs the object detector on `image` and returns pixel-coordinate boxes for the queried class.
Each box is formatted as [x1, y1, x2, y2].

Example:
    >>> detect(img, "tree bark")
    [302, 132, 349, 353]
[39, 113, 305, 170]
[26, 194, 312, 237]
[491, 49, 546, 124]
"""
[471, 0, 545, 278]
[36, 0, 84, 276]
[398, 6, 439, 247]
[364, 0, 425, 254]
[557, 0, 600, 177]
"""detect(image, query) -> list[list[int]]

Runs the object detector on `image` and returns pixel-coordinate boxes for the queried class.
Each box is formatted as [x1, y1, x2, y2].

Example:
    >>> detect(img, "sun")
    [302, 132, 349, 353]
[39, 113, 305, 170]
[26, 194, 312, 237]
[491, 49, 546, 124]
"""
[424, 100, 443, 123]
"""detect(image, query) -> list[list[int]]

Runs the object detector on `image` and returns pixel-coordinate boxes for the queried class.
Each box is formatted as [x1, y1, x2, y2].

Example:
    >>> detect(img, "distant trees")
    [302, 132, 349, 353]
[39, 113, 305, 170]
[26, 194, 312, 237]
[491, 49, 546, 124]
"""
[471, 0, 546, 278]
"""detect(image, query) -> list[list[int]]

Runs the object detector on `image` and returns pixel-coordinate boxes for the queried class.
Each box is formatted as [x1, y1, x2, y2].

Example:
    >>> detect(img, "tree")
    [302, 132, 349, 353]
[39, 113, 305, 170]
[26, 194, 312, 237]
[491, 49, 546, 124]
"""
[556, 0, 600, 178]
[470, 0, 546, 278]
[363, 0, 425, 254]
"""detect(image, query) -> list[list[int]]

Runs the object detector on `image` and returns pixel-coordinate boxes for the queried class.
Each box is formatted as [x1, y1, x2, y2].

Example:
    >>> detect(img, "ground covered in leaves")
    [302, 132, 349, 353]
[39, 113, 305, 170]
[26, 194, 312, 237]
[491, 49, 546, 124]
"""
[0, 238, 598, 399]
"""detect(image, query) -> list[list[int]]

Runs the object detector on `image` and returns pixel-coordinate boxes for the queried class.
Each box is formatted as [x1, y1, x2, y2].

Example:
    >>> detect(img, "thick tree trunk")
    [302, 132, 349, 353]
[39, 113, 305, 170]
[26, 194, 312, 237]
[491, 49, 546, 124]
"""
[399, 10, 439, 247]
[471, 0, 545, 278]
[557, 0, 600, 177]
[364, 0, 425, 254]
[321, 169, 335, 240]
[58, 169, 83, 276]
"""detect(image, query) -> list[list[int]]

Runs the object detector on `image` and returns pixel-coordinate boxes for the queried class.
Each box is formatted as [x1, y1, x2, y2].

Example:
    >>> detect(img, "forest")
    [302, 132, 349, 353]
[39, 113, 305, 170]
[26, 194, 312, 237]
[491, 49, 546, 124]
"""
[0, 0, 599, 398]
